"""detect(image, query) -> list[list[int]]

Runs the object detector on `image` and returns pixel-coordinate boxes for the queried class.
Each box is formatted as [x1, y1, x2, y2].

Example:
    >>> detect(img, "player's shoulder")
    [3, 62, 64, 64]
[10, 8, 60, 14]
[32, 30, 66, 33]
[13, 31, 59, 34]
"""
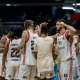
[22, 30, 28, 36]
[46, 36, 54, 40]
[1, 35, 8, 41]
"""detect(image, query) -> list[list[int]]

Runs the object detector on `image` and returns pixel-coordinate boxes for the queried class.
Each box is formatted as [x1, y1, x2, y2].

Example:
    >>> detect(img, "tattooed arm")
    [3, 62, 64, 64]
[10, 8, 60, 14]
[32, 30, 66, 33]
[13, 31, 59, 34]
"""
[2, 40, 9, 72]
[14, 31, 28, 50]
[0, 37, 7, 53]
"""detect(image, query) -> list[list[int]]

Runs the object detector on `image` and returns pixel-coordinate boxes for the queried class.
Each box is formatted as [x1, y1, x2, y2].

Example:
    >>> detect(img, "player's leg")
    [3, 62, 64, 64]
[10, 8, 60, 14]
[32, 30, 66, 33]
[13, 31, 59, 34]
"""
[30, 65, 37, 80]
[15, 64, 20, 80]
[46, 71, 55, 80]
[5, 65, 14, 80]
[18, 64, 30, 80]
[76, 67, 80, 80]
[72, 59, 77, 80]
[0, 65, 5, 80]
[57, 63, 61, 80]
[60, 61, 70, 80]
[37, 71, 46, 80]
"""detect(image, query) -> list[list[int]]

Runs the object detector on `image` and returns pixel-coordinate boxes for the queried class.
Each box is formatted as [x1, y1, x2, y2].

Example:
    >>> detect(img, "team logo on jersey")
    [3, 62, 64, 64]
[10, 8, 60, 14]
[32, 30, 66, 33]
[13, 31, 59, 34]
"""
[50, 73, 53, 76]
[33, 37, 36, 39]
[8, 75, 11, 78]
[64, 73, 68, 77]
[58, 41, 62, 45]
[23, 76, 27, 78]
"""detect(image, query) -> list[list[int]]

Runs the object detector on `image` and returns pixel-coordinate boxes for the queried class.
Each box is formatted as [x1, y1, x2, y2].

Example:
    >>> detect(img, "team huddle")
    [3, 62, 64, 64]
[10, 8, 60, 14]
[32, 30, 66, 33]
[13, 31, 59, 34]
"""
[0, 19, 79, 80]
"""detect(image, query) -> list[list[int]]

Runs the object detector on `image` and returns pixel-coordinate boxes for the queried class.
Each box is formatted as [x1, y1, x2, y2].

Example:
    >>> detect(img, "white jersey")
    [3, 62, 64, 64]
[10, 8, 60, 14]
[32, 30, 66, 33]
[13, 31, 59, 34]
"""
[77, 42, 80, 64]
[20, 31, 38, 65]
[34, 37, 54, 69]
[0, 35, 9, 65]
[57, 30, 76, 61]
[7, 38, 21, 61]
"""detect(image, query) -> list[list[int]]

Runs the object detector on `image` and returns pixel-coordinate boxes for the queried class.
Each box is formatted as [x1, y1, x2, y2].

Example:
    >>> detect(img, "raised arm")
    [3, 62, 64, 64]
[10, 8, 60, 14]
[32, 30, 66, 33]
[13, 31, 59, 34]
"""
[60, 22, 76, 37]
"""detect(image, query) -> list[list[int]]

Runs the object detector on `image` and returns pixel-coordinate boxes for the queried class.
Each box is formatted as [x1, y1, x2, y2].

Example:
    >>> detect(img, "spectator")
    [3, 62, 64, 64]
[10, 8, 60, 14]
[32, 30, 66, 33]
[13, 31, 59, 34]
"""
[30, 11, 36, 21]
[63, 11, 71, 24]
[0, 18, 2, 26]
[36, 12, 44, 22]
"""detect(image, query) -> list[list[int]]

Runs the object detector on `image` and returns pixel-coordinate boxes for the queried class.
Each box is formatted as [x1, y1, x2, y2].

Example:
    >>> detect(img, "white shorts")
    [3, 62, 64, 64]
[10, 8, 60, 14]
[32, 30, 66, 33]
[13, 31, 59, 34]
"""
[18, 64, 37, 80]
[60, 59, 76, 80]
[5, 61, 20, 79]
[76, 67, 80, 80]
[37, 66, 55, 79]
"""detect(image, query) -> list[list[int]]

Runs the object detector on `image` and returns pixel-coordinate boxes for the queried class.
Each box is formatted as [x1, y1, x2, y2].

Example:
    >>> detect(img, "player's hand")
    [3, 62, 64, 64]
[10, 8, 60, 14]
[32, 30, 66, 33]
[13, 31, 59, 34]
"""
[60, 22, 65, 27]
[42, 22, 48, 26]
[14, 45, 17, 50]
[2, 65, 6, 72]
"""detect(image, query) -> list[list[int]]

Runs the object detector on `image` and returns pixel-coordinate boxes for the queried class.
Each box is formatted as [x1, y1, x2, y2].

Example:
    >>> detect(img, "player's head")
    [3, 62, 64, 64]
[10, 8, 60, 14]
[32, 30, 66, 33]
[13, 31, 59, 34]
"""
[56, 19, 66, 31]
[24, 20, 34, 29]
[13, 26, 23, 38]
[50, 26, 56, 36]
[8, 26, 15, 37]
[28, 25, 35, 31]
[74, 34, 80, 42]
[41, 26, 48, 35]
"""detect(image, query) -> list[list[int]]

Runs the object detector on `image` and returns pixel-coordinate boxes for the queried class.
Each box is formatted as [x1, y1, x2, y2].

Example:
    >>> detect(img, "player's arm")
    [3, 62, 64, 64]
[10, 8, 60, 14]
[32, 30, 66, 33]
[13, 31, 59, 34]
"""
[60, 22, 76, 37]
[2, 40, 9, 71]
[14, 31, 28, 50]
[50, 33, 58, 40]
[34, 39, 37, 59]
[75, 42, 79, 55]
[0, 37, 7, 53]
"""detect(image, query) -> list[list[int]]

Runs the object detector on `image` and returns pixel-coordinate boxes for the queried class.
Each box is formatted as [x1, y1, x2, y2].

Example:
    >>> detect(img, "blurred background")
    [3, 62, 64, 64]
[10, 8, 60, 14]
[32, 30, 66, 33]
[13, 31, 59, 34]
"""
[0, 0, 80, 38]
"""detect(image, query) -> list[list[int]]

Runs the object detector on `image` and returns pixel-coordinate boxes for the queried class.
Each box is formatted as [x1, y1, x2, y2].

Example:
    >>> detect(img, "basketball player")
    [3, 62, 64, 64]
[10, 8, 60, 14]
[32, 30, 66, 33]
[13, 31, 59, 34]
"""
[0, 26, 14, 80]
[49, 26, 61, 80]
[74, 34, 80, 80]
[14, 20, 39, 80]
[51, 19, 77, 80]
[34, 26, 55, 80]
[2, 26, 23, 80]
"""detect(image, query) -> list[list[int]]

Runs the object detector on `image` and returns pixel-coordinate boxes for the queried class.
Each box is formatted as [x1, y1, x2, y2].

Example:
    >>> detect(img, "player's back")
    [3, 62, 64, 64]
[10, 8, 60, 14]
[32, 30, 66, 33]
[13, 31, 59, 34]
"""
[7, 38, 21, 61]
[35, 37, 54, 69]
[21, 31, 38, 65]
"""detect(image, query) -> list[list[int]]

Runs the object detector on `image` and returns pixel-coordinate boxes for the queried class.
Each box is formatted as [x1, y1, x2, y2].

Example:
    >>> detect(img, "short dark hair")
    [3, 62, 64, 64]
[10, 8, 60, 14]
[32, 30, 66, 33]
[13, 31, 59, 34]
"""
[41, 26, 48, 34]
[29, 25, 35, 31]
[56, 19, 67, 30]
[56, 19, 66, 24]
[24, 20, 34, 29]
[9, 26, 15, 32]
[50, 26, 56, 36]
[13, 26, 23, 38]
